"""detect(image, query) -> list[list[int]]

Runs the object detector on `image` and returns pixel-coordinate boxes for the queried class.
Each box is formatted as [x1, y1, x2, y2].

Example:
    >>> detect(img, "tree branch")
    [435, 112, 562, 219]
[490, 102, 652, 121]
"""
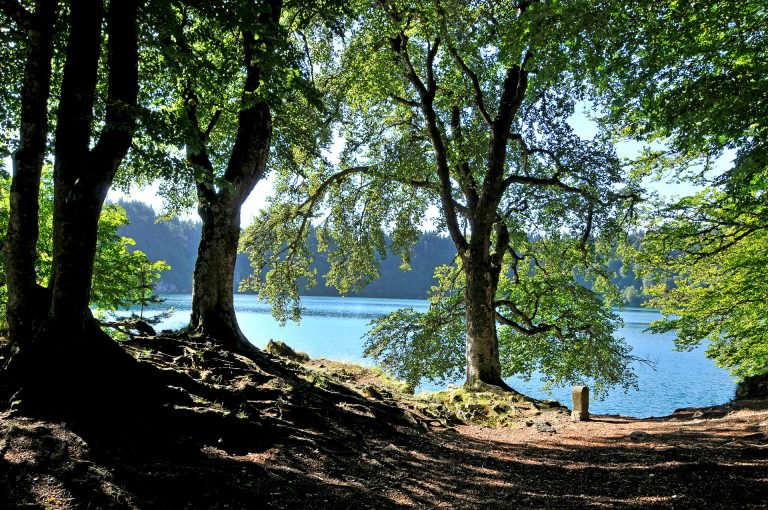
[580, 203, 594, 250]
[0, 0, 30, 27]
[297, 166, 371, 212]
[446, 45, 492, 126]
[90, 0, 140, 185]
[388, 25, 468, 251]
[451, 106, 479, 208]
[204, 109, 223, 140]
[390, 94, 421, 108]
[425, 37, 440, 94]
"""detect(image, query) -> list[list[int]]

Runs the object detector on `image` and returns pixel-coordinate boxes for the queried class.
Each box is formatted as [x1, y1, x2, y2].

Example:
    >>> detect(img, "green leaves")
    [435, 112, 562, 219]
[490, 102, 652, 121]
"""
[90, 204, 170, 313]
[0, 168, 168, 327]
[364, 235, 637, 395]
[636, 189, 768, 379]
[583, 0, 768, 381]
[242, 0, 639, 392]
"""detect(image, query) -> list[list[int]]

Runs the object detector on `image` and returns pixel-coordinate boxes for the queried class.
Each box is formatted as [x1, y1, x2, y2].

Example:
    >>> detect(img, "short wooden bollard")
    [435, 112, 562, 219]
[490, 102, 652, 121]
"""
[571, 386, 589, 422]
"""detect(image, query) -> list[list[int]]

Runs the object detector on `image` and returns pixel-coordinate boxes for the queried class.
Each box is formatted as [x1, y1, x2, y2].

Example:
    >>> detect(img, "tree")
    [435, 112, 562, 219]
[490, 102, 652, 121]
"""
[0, 171, 168, 328]
[140, 0, 344, 351]
[0, 0, 149, 420]
[2, 0, 142, 341]
[589, 1, 768, 378]
[244, 0, 640, 391]
[1, 0, 57, 344]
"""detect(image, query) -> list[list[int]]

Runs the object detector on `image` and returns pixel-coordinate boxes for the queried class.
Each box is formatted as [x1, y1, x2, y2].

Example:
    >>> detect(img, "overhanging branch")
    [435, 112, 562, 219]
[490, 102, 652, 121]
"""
[0, 0, 30, 27]
[446, 45, 492, 126]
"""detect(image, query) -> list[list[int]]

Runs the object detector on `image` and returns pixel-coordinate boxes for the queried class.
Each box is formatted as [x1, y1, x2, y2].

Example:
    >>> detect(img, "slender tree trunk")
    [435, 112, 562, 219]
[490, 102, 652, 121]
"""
[4, 0, 57, 345]
[190, 192, 252, 351]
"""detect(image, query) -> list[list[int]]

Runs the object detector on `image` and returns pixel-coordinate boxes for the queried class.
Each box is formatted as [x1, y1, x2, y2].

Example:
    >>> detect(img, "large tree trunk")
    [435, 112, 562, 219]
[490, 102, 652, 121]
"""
[47, 0, 138, 331]
[462, 239, 510, 390]
[190, 193, 252, 351]
[185, 19, 275, 350]
[5, 0, 169, 427]
[45, 0, 105, 333]
[3, 0, 57, 345]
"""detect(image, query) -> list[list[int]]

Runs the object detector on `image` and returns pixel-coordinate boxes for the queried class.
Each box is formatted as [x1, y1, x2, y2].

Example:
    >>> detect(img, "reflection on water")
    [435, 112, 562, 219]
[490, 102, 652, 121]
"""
[146, 294, 735, 418]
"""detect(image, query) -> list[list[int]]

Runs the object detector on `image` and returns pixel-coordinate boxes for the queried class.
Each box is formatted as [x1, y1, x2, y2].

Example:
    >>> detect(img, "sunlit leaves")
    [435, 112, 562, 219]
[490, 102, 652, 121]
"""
[364, 234, 637, 395]
[0, 169, 167, 325]
[637, 189, 768, 378]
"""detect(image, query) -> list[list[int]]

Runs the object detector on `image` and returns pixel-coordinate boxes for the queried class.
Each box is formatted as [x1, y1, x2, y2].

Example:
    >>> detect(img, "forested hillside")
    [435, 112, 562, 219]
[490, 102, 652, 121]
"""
[117, 200, 457, 299]
[117, 201, 647, 304]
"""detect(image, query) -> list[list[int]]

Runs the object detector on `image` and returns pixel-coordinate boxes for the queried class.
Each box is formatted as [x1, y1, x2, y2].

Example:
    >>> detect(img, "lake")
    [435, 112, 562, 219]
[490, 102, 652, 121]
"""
[146, 294, 736, 418]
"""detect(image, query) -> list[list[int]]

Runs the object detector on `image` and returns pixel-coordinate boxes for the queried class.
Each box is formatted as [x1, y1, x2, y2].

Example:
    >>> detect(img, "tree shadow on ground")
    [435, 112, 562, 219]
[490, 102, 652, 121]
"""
[2, 334, 767, 509]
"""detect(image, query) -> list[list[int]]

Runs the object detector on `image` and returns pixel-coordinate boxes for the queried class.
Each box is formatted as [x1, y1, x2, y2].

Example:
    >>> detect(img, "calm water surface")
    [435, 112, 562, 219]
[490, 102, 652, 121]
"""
[148, 294, 735, 418]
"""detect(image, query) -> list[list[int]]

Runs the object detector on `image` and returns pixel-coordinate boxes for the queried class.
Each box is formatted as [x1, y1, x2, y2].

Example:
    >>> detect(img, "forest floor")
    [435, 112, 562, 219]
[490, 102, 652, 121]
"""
[1, 334, 767, 509]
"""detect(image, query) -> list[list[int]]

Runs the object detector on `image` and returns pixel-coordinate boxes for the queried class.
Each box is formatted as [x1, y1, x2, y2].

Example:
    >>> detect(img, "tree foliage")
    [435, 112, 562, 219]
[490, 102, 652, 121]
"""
[637, 189, 768, 379]
[244, 0, 641, 390]
[365, 241, 638, 396]
[0, 169, 167, 328]
[590, 0, 768, 378]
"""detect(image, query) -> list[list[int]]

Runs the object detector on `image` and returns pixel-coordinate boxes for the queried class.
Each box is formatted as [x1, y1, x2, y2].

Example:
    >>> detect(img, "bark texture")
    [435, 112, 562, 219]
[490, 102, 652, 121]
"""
[463, 249, 505, 388]
[3, 0, 57, 345]
[190, 195, 248, 349]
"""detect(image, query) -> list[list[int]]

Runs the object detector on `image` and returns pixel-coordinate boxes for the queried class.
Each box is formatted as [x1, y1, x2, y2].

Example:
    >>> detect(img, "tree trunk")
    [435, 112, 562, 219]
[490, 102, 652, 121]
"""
[190, 193, 253, 351]
[462, 244, 510, 390]
[4, 0, 168, 426]
[185, 24, 274, 351]
[4, 0, 57, 345]
[33, 0, 138, 333]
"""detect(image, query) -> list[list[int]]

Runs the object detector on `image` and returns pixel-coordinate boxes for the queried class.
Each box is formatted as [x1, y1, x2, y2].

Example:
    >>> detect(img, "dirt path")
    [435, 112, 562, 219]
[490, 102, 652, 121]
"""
[242, 402, 768, 509]
[2, 339, 767, 509]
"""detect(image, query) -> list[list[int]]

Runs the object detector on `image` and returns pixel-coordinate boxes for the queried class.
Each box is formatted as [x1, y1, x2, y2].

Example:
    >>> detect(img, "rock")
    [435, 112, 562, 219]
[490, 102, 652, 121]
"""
[535, 422, 556, 433]
[629, 430, 650, 441]
[361, 385, 384, 400]
[736, 373, 768, 399]
[265, 340, 310, 361]
[525, 420, 534, 427]
[692, 411, 705, 419]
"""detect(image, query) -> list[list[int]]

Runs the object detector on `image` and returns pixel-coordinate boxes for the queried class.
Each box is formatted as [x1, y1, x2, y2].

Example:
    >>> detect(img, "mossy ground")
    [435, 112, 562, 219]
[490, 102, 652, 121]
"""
[292, 350, 569, 429]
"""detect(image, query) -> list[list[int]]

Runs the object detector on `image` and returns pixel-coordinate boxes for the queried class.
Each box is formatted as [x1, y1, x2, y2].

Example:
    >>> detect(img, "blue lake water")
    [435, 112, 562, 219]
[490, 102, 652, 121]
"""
[146, 294, 736, 418]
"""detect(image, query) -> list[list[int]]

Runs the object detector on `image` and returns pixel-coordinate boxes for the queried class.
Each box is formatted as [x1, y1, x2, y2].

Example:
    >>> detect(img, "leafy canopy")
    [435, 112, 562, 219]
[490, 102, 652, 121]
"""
[637, 189, 768, 379]
[589, 0, 768, 378]
[243, 0, 641, 392]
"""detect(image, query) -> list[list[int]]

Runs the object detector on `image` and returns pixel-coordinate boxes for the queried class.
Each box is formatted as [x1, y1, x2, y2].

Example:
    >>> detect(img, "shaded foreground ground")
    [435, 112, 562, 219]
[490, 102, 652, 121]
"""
[1, 335, 767, 509]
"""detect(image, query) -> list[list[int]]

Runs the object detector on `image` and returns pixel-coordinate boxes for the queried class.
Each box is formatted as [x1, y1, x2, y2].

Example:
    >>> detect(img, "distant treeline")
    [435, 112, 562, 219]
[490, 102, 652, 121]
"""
[117, 200, 456, 299]
[117, 200, 647, 304]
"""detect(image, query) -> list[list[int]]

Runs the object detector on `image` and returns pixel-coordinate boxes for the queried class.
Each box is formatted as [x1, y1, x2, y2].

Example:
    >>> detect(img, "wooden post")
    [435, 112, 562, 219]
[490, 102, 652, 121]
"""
[572, 386, 589, 421]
